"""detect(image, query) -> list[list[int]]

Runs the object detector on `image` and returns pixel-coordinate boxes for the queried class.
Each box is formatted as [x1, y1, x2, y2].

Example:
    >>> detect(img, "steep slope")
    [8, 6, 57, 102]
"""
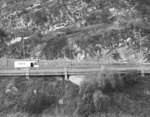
[0, 0, 150, 62]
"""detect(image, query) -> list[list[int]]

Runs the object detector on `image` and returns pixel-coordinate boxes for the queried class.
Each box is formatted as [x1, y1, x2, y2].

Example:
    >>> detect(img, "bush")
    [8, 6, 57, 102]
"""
[0, 71, 149, 117]
[0, 77, 65, 116]
[76, 70, 142, 117]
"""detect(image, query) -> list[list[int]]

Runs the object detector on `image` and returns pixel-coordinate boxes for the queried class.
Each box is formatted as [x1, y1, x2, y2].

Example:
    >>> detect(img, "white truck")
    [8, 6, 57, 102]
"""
[14, 60, 39, 68]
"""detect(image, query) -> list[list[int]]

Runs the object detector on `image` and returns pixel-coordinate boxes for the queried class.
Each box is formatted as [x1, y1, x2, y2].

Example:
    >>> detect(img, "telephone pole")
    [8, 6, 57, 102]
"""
[22, 37, 25, 59]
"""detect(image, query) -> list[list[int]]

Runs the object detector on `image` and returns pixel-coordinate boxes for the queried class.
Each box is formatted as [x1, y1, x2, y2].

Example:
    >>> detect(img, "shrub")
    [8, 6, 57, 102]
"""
[0, 77, 64, 115]
[77, 70, 142, 117]
[0, 71, 148, 117]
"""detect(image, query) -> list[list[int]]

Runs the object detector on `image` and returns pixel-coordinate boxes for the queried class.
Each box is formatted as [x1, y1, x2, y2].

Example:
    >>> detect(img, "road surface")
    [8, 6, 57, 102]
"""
[0, 64, 149, 77]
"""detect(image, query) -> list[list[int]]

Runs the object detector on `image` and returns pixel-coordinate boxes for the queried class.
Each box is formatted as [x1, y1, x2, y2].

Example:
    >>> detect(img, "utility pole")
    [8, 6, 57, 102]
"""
[139, 30, 144, 76]
[22, 37, 25, 59]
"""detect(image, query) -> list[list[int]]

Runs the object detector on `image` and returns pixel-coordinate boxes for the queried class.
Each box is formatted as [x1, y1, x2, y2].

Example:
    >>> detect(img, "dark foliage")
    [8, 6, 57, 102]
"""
[0, 72, 149, 117]
[42, 36, 69, 59]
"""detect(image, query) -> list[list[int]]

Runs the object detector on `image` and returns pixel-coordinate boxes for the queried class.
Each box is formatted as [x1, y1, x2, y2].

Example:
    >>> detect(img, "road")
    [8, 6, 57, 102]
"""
[0, 64, 149, 77]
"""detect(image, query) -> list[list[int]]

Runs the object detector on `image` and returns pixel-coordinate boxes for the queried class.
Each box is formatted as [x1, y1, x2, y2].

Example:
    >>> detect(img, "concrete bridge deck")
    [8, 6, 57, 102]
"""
[0, 64, 149, 77]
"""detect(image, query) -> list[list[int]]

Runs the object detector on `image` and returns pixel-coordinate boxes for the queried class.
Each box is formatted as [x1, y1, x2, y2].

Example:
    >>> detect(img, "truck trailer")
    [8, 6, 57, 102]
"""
[14, 61, 39, 68]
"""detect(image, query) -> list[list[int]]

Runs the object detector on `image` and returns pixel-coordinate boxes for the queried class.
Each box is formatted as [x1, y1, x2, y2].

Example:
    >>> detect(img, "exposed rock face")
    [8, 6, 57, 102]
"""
[0, 0, 150, 62]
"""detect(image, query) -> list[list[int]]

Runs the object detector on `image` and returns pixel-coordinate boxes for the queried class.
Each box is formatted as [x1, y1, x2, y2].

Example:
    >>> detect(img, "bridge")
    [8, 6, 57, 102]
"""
[0, 58, 149, 79]
[0, 63, 150, 77]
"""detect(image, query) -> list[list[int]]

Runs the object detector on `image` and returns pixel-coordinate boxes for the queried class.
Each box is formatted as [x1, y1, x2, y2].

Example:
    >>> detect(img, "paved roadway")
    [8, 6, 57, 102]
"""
[0, 64, 149, 77]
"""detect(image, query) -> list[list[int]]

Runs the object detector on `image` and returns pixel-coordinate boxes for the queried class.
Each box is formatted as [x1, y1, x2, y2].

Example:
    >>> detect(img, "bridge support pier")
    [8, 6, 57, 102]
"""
[64, 68, 69, 80]
[26, 73, 30, 79]
[25, 68, 30, 80]
[141, 70, 145, 77]
[140, 65, 145, 77]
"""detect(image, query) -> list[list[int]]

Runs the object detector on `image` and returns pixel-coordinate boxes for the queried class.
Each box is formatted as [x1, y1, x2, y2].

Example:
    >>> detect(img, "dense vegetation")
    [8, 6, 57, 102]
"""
[1, 72, 150, 117]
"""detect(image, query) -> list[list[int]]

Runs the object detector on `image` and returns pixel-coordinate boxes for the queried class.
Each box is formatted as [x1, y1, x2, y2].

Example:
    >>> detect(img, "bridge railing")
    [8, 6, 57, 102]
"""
[0, 58, 148, 69]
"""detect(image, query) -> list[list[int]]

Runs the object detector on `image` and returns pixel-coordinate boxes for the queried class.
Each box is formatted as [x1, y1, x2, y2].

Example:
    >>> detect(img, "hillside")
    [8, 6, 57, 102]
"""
[1, 0, 150, 117]
[0, 0, 150, 62]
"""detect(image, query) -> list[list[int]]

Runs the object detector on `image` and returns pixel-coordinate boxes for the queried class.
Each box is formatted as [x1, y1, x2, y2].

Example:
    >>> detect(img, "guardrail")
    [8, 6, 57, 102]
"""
[0, 64, 149, 77]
